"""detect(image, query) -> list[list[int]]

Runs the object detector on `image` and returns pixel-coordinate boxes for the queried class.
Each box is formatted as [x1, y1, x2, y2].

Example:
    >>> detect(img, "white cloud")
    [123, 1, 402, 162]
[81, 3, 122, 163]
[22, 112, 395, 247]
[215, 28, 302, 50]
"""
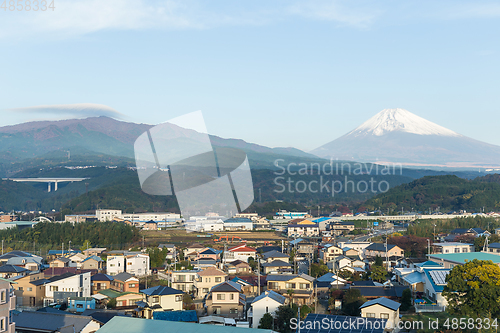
[0, 0, 384, 40]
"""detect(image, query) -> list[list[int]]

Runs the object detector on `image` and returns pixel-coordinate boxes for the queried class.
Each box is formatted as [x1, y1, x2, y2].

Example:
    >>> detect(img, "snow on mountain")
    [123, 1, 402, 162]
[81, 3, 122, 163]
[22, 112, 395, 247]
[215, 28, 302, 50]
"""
[349, 108, 460, 137]
[311, 108, 500, 168]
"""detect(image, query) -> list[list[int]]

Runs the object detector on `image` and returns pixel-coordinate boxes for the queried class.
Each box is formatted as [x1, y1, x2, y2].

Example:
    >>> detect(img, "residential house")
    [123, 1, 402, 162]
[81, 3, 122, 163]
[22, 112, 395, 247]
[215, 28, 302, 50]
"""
[224, 244, 257, 263]
[81, 255, 104, 271]
[68, 253, 87, 267]
[195, 248, 220, 261]
[422, 268, 450, 308]
[343, 247, 361, 258]
[327, 221, 355, 236]
[337, 241, 372, 255]
[225, 260, 251, 274]
[319, 244, 343, 262]
[253, 218, 270, 229]
[192, 259, 218, 269]
[432, 242, 474, 254]
[206, 281, 245, 318]
[183, 243, 206, 260]
[230, 276, 266, 297]
[261, 250, 289, 263]
[106, 255, 126, 276]
[10, 271, 47, 307]
[261, 260, 292, 274]
[195, 267, 228, 299]
[0, 250, 42, 266]
[0, 277, 16, 333]
[111, 272, 140, 293]
[125, 254, 150, 276]
[360, 298, 400, 330]
[289, 238, 316, 257]
[91, 273, 114, 295]
[6, 256, 43, 271]
[139, 285, 184, 318]
[12, 311, 101, 333]
[172, 270, 199, 293]
[314, 273, 348, 296]
[0, 265, 29, 279]
[49, 257, 71, 268]
[68, 297, 96, 313]
[83, 248, 107, 256]
[266, 274, 315, 305]
[365, 243, 404, 259]
[96, 289, 144, 309]
[484, 242, 500, 255]
[287, 219, 320, 237]
[248, 290, 286, 328]
[445, 227, 491, 241]
[44, 272, 92, 306]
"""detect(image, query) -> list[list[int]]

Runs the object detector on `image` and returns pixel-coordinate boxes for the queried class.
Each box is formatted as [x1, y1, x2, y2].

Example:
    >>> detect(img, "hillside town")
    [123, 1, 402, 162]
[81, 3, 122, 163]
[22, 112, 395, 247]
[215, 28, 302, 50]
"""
[3, 208, 500, 333]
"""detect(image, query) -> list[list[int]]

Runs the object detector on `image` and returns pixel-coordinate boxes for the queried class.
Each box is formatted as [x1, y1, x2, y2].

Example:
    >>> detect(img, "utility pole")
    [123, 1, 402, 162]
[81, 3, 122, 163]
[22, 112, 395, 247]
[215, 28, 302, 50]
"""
[257, 253, 261, 295]
[69, 240, 72, 252]
[142, 236, 145, 249]
[1, 240, 3, 256]
[62, 242, 64, 257]
[385, 236, 388, 272]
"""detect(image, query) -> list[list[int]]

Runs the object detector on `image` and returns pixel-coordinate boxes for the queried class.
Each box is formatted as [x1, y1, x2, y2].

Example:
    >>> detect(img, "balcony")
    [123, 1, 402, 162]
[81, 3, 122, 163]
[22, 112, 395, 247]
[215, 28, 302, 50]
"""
[9, 294, 16, 310]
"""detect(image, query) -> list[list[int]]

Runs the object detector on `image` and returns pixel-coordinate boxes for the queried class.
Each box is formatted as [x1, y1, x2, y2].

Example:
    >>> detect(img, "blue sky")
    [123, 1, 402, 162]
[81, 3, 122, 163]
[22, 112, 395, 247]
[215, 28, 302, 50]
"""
[0, 0, 499, 151]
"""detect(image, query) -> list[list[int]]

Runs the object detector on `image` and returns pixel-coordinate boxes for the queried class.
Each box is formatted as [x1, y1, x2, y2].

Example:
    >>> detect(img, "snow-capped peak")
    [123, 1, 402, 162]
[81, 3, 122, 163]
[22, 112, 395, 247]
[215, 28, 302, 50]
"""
[349, 108, 460, 137]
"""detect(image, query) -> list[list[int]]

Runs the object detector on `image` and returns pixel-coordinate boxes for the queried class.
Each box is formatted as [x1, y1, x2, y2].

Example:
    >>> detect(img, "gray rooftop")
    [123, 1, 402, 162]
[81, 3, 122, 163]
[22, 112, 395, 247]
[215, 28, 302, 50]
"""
[360, 297, 401, 311]
[12, 311, 100, 332]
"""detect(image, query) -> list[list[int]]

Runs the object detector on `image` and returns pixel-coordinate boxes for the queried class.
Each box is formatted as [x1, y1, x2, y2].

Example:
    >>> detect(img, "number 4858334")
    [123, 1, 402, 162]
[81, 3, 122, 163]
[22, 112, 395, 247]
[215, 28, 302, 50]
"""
[1, 1, 55, 11]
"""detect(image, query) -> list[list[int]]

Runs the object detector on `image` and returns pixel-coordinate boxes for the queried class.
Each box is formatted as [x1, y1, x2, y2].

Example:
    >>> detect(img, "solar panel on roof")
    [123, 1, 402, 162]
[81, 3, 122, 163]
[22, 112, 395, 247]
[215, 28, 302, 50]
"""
[302, 314, 386, 333]
[429, 270, 449, 285]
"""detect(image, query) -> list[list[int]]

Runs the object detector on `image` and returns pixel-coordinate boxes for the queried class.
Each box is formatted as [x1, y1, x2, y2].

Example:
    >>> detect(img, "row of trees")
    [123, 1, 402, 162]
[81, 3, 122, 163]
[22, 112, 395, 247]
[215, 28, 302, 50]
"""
[0, 221, 139, 250]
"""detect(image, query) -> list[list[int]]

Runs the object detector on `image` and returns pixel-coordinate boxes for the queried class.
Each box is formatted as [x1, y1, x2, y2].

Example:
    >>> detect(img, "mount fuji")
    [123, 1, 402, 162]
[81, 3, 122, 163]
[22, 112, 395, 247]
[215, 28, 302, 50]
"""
[312, 108, 500, 169]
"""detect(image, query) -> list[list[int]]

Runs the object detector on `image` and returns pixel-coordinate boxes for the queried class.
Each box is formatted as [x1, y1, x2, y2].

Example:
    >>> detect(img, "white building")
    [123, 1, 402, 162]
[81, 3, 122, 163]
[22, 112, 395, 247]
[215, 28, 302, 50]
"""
[96, 209, 122, 222]
[249, 290, 286, 328]
[122, 212, 181, 222]
[224, 245, 257, 263]
[126, 254, 150, 276]
[223, 218, 254, 231]
[44, 272, 91, 305]
[337, 241, 372, 255]
[106, 255, 126, 276]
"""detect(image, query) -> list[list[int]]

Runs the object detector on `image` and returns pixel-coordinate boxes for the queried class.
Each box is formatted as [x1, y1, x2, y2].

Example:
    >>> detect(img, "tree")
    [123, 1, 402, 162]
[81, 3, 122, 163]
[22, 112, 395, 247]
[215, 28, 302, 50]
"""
[300, 305, 312, 319]
[374, 255, 383, 267]
[107, 298, 117, 309]
[310, 262, 329, 278]
[286, 289, 295, 305]
[259, 313, 274, 329]
[183, 293, 193, 310]
[400, 288, 412, 311]
[443, 259, 500, 318]
[342, 289, 366, 316]
[370, 265, 387, 283]
[274, 305, 296, 333]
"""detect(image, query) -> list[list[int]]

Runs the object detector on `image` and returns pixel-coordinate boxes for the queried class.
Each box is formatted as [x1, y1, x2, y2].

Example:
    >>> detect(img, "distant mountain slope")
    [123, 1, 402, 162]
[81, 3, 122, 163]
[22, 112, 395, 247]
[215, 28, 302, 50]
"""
[312, 109, 500, 168]
[364, 174, 500, 212]
[0, 116, 322, 167]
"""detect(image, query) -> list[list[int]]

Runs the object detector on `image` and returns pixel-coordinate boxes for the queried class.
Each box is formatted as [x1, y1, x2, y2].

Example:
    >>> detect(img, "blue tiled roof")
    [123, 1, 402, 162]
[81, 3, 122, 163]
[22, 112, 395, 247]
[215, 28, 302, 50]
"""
[360, 297, 401, 311]
[252, 290, 286, 305]
[153, 310, 197, 322]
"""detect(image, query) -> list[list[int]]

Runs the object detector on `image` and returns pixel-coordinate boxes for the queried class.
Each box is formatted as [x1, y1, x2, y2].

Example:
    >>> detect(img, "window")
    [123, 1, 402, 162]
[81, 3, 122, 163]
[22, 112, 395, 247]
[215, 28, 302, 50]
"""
[175, 295, 182, 302]
[215, 277, 221, 282]
[152, 296, 159, 303]
[50, 286, 58, 292]
[266, 306, 269, 313]
[76, 304, 83, 308]
[27, 287, 32, 292]
[380, 313, 390, 319]
[0, 290, 5, 304]
[366, 313, 375, 318]
[230, 294, 234, 300]
[213, 307, 221, 314]
[203, 288, 209, 293]
[217, 294, 225, 300]
[285, 283, 296, 289]
[129, 284, 136, 288]
[229, 308, 238, 314]
[0, 317, 5, 331]
[299, 283, 310, 289]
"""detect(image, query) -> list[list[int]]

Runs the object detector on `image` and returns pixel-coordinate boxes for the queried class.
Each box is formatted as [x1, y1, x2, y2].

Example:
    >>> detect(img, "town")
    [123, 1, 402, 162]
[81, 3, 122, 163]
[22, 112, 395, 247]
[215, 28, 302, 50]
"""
[2, 208, 500, 333]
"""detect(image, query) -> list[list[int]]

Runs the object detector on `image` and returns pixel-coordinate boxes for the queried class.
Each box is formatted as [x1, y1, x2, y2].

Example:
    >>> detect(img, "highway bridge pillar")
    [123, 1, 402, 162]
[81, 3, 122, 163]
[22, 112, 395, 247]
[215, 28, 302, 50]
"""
[55, 181, 58, 191]
[48, 182, 51, 192]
